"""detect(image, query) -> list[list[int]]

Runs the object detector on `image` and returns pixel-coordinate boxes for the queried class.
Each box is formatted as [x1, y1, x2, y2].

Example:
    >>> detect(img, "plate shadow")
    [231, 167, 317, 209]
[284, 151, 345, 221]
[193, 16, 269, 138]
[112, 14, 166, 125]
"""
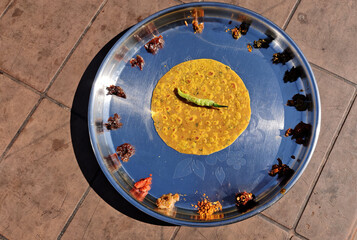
[70, 27, 174, 226]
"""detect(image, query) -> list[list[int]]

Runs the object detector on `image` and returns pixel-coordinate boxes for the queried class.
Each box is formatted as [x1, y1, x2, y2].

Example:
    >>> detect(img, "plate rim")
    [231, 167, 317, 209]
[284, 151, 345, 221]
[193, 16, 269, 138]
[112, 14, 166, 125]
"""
[87, 2, 321, 227]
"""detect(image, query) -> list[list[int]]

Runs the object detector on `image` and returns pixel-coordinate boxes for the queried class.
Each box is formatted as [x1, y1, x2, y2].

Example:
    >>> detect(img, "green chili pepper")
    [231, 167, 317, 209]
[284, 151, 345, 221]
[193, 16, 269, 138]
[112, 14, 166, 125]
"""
[177, 88, 228, 108]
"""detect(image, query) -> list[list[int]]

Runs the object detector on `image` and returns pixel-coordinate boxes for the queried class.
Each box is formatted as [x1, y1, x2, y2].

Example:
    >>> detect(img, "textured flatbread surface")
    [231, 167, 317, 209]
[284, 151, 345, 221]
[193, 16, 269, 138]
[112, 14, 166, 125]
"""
[151, 59, 251, 155]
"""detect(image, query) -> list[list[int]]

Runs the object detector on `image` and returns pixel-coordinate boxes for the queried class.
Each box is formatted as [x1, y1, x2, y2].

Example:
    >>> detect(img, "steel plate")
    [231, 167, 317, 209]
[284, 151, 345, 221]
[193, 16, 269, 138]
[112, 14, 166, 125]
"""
[88, 2, 320, 226]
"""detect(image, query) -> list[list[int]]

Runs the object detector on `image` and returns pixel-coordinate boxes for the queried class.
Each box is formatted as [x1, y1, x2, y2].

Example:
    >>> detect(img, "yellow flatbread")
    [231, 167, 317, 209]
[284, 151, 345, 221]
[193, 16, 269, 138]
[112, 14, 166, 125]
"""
[151, 59, 251, 155]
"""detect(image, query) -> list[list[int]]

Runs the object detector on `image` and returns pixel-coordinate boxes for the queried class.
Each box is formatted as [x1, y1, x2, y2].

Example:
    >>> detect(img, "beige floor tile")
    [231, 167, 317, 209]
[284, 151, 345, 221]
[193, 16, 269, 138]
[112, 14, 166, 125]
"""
[0, 0, 103, 91]
[61, 188, 176, 240]
[0, 99, 88, 239]
[0, 0, 11, 14]
[291, 236, 304, 240]
[286, 0, 357, 83]
[47, 0, 179, 107]
[0, 74, 39, 154]
[204, 0, 297, 27]
[263, 67, 356, 228]
[180, 0, 201, 2]
[296, 100, 357, 239]
[175, 215, 288, 239]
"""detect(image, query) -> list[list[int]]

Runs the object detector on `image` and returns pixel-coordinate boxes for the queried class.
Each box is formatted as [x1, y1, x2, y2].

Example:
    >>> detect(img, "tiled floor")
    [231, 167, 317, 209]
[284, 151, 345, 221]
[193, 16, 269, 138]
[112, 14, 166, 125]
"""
[0, 0, 356, 239]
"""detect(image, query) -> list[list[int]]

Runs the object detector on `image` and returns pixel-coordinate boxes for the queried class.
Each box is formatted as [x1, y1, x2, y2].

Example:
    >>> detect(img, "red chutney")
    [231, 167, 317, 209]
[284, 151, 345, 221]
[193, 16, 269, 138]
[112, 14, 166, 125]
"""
[134, 174, 152, 192]
[130, 174, 152, 202]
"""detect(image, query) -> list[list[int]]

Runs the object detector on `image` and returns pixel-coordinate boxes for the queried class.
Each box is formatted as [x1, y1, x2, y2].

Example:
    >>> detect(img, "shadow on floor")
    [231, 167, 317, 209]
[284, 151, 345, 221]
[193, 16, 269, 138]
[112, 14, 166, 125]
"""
[70, 28, 173, 226]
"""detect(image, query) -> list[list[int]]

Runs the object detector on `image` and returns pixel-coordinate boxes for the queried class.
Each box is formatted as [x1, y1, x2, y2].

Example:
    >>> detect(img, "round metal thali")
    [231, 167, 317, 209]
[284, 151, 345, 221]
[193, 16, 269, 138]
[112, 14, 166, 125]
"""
[88, 2, 320, 226]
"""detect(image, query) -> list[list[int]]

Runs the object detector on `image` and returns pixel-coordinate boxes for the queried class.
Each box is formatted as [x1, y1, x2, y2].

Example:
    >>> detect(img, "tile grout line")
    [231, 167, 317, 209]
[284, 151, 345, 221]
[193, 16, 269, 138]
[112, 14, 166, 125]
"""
[282, 0, 301, 31]
[310, 62, 357, 87]
[57, 186, 92, 240]
[57, 169, 101, 239]
[0, 0, 14, 20]
[0, 233, 9, 240]
[292, 91, 357, 231]
[45, 95, 71, 112]
[0, 70, 72, 111]
[292, 232, 309, 240]
[258, 213, 291, 233]
[0, 0, 108, 164]
[0, 97, 43, 164]
[1, 1, 353, 239]
[260, 214, 309, 240]
[0, 90, 71, 165]
[169, 226, 181, 240]
[0, 71, 42, 95]
[43, 0, 109, 95]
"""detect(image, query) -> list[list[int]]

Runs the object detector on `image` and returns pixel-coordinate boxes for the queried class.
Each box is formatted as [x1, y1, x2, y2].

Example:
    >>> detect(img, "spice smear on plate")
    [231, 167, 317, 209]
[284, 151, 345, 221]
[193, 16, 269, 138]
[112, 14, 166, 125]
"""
[104, 153, 121, 171]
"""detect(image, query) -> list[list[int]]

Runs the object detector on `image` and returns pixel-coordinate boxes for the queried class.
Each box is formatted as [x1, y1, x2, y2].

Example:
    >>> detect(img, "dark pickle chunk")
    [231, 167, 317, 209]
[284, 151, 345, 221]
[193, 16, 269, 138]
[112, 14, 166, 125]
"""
[253, 36, 273, 49]
[144, 35, 164, 54]
[106, 85, 126, 98]
[272, 48, 293, 65]
[231, 20, 251, 40]
[116, 143, 135, 162]
[287, 94, 310, 111]
[130, 55, 145, 70]
[269, 158, 294, 178]
[283, 66, 303, 83]
[236, 191, 255, 207]
[104, 113, 123, 130]
[238, 21, 251, 35]
[285, 121, 312, 146]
